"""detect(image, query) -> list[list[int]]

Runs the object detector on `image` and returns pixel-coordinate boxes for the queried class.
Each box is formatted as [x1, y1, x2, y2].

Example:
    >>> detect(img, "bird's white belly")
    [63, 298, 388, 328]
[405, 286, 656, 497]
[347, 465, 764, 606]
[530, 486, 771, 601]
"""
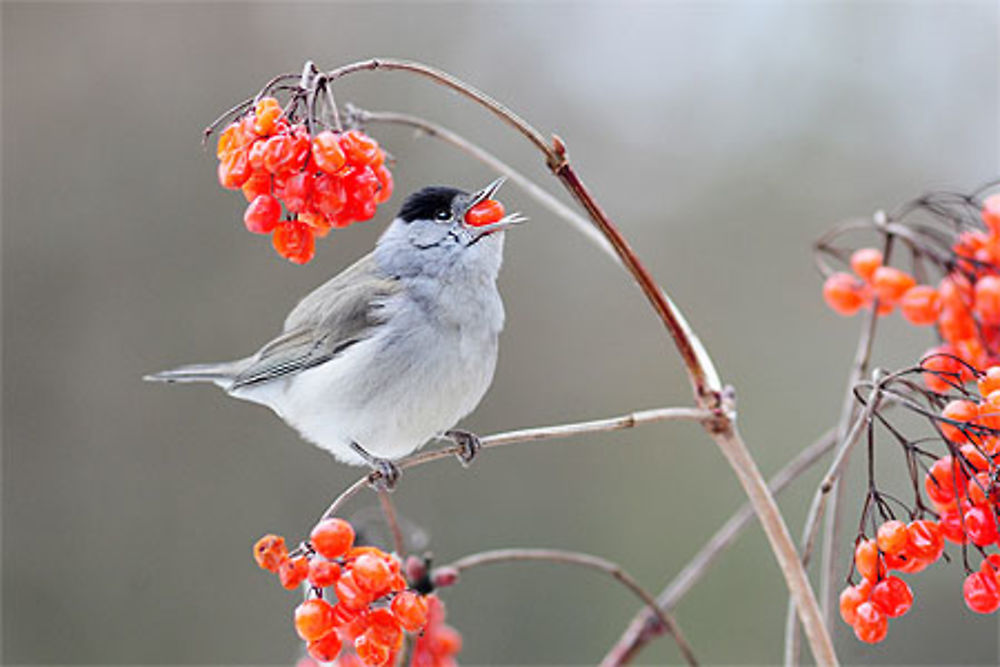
[273, 323, 497, 465]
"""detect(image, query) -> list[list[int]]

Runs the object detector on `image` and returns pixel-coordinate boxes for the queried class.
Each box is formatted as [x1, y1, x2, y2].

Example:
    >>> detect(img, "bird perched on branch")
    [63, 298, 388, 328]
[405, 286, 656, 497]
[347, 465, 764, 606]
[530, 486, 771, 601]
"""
[146, 178, 524, 486]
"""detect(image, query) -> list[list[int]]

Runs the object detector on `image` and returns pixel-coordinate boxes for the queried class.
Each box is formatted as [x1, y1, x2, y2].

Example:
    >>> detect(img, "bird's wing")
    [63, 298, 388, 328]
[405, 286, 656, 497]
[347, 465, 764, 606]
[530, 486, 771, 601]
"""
[229, 253, 400, 390]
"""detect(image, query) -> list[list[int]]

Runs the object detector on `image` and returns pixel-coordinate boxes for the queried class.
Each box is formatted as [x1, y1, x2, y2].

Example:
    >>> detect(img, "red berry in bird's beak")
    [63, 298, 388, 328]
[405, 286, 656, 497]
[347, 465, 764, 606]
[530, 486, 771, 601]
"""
[465, 199, 505, 227]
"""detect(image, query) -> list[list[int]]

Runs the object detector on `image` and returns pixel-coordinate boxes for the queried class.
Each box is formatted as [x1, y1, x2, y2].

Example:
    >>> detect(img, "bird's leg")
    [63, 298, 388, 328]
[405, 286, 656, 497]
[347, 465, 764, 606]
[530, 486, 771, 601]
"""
[443, 429, 482, 467]
[351, 441, 401, 491]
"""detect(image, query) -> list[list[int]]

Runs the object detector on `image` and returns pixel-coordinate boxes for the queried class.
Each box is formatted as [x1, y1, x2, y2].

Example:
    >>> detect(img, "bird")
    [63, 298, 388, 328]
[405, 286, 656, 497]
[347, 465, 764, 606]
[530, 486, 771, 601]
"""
[145, 178, 524, 486]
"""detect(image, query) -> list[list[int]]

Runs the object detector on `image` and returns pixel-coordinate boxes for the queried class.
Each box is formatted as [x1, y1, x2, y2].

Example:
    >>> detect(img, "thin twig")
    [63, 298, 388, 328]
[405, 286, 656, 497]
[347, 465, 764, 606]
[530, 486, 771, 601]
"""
[351, 107, 618, 261]
[377, 489, 406, 556]
[601, 428, 837, 665]
[441, 548, 699, 667]
[316, 406, 711, 523]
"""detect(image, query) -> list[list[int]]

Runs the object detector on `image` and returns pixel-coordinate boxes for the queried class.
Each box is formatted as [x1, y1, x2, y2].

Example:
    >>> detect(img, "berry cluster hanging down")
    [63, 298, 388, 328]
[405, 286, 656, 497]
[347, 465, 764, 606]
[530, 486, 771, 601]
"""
[252, 518, 457, 666]
[216, 97, 393, 264]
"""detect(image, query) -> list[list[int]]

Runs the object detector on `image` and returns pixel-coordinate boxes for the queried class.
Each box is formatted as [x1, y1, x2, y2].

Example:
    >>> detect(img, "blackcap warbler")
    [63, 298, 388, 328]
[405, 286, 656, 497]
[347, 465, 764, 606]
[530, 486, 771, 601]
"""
[146, 178, 524, 485]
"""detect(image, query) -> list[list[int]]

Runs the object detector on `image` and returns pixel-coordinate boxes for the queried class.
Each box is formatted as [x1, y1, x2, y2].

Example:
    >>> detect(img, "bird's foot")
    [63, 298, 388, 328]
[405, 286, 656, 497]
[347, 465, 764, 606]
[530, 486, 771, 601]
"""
[444, 429, 482, 467]
[351, 442, 401, 491]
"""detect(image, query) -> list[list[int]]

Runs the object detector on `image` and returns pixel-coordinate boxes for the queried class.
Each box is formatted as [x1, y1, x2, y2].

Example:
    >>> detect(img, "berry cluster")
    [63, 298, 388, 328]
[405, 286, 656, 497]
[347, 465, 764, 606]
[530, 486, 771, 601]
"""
[838, 365, 1000, 643]
[823, 195, 1000, 393]
[253, 518, 434, 666]
[410, 594, 462, 667]
[216, 97, 393, 264]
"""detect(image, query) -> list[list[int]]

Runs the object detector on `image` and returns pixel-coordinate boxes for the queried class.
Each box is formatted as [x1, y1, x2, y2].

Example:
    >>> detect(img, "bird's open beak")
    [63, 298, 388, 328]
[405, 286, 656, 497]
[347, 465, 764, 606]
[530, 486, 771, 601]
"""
[464, 176, 528, 239]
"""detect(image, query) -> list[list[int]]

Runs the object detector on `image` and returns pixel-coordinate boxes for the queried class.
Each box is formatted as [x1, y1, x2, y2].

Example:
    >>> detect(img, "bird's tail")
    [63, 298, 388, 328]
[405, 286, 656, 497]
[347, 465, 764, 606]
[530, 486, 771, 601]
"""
[143, 360, 244, 387]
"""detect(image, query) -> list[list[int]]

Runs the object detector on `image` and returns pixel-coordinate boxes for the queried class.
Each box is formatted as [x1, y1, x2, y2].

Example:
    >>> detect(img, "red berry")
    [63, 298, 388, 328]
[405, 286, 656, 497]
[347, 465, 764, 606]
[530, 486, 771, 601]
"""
[218, 150, 251, 189]
[964, 505, 998, 546]
[872, 266, 916, 305]
[279, 557, 310, 589]
[465, 199, 506, 228]
[852, 601, 888, 643]
[307, 632, 343, 663]
[355, 630, 391, 667]
[272, 221, 315, 265]
[922, 345, 964, 392]
[241, 171, 271, 202]
[869, 576, 913, 617]
[876, 520, 909, 555]
[900, 285, 941, 326]
[940, 507, 970, 543]
[850, 248, 883, 282]
[823, 272, 866, 316]
[367, 608, 403, 649]
[313, 174, 348, 218]
[335, 571, 373, 611]
[391, 591, 429, 632]
[374, 165, 393, 205]
[340, 130, 381, 167]
[977, 276, 1000, 325]
[979, 367, 1000, 396]
[308, 559, 342, 588]
[906, 520, 944, 564]
[244, 194, 282, 234]
[926, 455, 968, 506]
[312, 131, 347, 175]
[964, 570, 1000, 613]
[352, 553, 391, 594]
[839, 582, 869, 626]
[310, 518, 355, 559]
[252, 534, 287, 572]
[253, 97, 283, 136]
[940, 400, 980, 443]
[294, 598, 337, 641]
[854, 538, 886, 581]
[281, 172, 314, 214]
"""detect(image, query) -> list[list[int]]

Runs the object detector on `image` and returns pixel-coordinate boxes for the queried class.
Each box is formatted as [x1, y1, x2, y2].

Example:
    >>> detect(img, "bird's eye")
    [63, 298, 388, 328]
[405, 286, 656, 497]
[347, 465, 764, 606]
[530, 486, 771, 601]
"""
[435, 209, 452, 221]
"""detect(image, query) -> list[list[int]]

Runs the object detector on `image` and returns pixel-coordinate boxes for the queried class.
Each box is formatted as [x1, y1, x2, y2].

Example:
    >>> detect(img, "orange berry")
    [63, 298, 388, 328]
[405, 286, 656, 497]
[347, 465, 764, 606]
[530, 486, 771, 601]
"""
[979, 367, 1000, 396]
[279, 556, 310, 589]
[872, 266, 916, 305]
[355, 630, 391, 667]
[940, 399, 980, 443]
[272, 221, 316, 265]
[854, 539, 885, 582]
[926, 455, 968, 506]
[976, 276, 1000, 325]
[852, 601, 888, 643]
[335, 571, 373, 611]
[218, 149, 251, 189]
[390, 591, 429, 633]
[312, 131, 347, 175]
[307, 632, 343, 663]
[374, 165, 393, 205]
[964, 569, 1000, 613]
[850, 248, 883, 282]
[352, 553, 391, 594]
[968, 471, 992, 506]
[906, 520, 944, 565]
[308, 559, 342, 588]
[252, 534, 288, 572]
[367, 608, 403, 649]
[870, 576, 912, 618]
[876, 520, 909, 555]
[294, 598, 337, 642]
[244, 194, 282, 234]
[839, 581, 870, 627]
[241, 171, 271, 203]
[960, 443, 990, 471]
[340, 130, 381, 167]
[253, 97, 283, 136]
[964, 505, 998, 546]
[900, 285, 941, 325]
[313, 174, 348, 218]
[940, 507, 969, 543]
[310, 518, 355, 559]
[823, 272, 867, 316]
[465, 199, 506, 228]
[940, 274, 975, 310]
[922, 345, 964, 392]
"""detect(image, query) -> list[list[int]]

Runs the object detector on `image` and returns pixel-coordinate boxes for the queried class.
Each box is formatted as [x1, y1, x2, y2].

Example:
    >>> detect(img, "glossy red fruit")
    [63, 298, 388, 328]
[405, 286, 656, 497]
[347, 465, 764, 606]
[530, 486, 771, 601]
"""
[854, 539, 885, 581]
[272, 221, 315, 265]
[310, 518, 355, 560]
[241, 171, 271, 202]
[252, 534, 288, 572]
[340, 130, 381, 167]
[308, 559, 342, 588]
[335, 571, 373, 611]
[353, 553, 391, 594]
[313, 174, 348, 218]
[976, 276, 1000, 325]
[852, 601, 888, 643]
[244, 194, 282, 234]
[876, 520, 909, 555]
[839, 580, 871, 627]
[312, 130, 347, 174]
[850, 248, 883, 282]
[281, 172, 314, 214]
[964, 505, 999, 546]
[366, 608, 403, 649]
[823, 272, 867, 316]
[872, 266, 916, 304]
[307, 631, 343, 662]
[391, 591, 429, 632]
[964, 570, 1000, 613]
[465, 199, 506, 227]
[925, 455, 967, 506]
[940, 400, 980, 443]
[940, 507, 970, 543]
[279, 557, 310, 589]
[374, 165, 393, 205]
[869, 576, 913, 617]
[922, 345, 964, 393]
[906, 520, 944, 565]
[900, 285, 941, 326]
[294, 598, 337, 641]
[355, 630, 391, 666]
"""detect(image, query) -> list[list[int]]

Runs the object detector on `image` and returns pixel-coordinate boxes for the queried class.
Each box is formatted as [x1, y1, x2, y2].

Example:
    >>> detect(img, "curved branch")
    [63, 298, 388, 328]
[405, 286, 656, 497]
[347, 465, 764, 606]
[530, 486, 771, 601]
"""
[440, 548, 698, 667]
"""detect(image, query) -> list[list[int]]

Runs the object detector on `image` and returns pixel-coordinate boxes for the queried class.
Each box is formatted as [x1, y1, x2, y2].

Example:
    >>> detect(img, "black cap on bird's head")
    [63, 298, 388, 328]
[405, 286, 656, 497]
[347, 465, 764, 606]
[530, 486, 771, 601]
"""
[396, 178, 525, 241]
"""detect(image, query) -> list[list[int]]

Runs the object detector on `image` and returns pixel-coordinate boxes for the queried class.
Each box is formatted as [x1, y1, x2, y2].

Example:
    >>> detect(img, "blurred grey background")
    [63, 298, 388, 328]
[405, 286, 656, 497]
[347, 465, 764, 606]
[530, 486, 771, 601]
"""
[3, 1, 998, 665]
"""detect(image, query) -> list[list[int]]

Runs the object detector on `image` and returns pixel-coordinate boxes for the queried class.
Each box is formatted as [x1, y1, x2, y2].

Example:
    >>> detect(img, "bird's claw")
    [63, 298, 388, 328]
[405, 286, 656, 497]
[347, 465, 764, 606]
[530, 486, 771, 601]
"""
[351, 441, 401, 491]
[444, 429, 482, 467]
